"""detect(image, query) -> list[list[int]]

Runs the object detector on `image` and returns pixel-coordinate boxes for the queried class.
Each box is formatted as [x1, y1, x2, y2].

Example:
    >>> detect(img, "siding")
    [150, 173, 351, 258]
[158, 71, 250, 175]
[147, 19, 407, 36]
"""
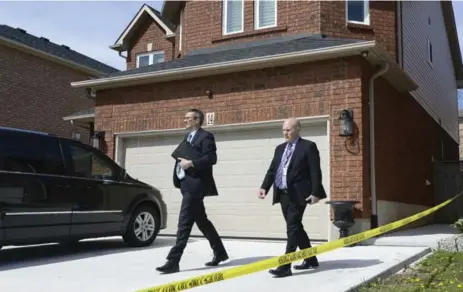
[401, 1, 458, 142]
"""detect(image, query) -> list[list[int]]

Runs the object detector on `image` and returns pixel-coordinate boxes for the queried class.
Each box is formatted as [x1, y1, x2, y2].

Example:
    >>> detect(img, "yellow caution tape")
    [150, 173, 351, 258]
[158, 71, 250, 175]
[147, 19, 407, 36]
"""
[135, 191, 463, 292]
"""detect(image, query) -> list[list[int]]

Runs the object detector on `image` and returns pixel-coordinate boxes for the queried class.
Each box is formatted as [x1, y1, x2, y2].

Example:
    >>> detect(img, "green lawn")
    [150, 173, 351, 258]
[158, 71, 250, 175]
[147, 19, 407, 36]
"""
[355, 251, 463, 291]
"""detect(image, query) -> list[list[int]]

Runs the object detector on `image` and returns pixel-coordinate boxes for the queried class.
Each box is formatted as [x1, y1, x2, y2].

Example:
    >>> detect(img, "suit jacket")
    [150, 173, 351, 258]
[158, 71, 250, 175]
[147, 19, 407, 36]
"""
[172, 128, 219, 197]
[260, 137, 327, 206]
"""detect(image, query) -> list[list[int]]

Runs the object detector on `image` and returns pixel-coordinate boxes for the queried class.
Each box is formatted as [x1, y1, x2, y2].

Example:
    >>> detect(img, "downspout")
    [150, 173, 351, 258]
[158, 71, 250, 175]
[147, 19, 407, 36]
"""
[369, 62, 389, 229]
[118, 51, 127, 60]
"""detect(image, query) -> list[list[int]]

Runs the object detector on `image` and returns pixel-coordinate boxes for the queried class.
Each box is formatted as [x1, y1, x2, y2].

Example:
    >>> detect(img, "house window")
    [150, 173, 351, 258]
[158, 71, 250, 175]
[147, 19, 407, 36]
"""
[428, 38, 433, 65]
[255, 0, 277, 29]
[136, 51, 164, 68]
[346, 0, 369, 25]
[179, 10, 183, 52]
[223, 0, 244, 35]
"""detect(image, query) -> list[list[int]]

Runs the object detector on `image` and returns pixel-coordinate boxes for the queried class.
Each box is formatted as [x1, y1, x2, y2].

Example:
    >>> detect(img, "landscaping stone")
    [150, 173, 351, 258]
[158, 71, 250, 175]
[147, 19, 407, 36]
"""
[437, 234, 463, 252]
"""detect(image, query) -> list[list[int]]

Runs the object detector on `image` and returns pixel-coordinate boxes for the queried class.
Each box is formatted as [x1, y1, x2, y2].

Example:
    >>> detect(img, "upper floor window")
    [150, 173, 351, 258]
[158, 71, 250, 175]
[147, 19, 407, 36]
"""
[179, 10, 184, 52]
[346, 0, 369, 25]
[136, 51, 164, 68]
[255, 0, 277, 29]
[223, 0, 244, 35]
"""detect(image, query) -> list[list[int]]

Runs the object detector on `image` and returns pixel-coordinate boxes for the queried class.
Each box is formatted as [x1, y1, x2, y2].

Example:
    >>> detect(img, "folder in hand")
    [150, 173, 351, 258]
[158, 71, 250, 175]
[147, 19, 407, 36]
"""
[171, 140, 201, 161]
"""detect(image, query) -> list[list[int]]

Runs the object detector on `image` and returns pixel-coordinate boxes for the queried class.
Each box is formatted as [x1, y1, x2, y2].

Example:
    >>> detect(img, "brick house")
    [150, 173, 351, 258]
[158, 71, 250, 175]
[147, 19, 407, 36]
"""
[71, 1, 463, 242]
[0, 25, 119, 143]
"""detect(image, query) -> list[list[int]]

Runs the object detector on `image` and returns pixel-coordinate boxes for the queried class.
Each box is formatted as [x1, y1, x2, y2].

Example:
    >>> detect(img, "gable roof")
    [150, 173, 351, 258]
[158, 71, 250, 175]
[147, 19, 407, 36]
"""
[110, 4, 175, 52]
[161, 1, 183, 21]
[0, 25, 119, 76]
[71, 33, 417, 93]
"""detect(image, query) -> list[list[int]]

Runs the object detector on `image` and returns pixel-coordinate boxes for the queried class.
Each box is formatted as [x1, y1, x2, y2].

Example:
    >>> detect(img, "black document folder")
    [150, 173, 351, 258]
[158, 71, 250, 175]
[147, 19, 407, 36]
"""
[171, 140, 201, 160]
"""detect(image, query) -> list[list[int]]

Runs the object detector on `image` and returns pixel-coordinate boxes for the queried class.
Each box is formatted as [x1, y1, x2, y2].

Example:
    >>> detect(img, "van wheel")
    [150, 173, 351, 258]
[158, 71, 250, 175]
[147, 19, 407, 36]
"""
[123, 205, 160, 247]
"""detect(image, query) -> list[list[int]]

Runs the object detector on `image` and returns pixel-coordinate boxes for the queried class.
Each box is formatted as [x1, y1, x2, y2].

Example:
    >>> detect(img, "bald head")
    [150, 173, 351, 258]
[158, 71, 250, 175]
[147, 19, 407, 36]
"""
[282, 117, 301, 141]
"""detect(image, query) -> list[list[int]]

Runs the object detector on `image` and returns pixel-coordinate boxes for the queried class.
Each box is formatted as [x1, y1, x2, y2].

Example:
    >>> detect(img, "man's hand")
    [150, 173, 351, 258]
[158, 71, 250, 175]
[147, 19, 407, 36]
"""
[258, 189, 267, 199]
[306, 195, 319, 205]
[178, 158, 193, 170]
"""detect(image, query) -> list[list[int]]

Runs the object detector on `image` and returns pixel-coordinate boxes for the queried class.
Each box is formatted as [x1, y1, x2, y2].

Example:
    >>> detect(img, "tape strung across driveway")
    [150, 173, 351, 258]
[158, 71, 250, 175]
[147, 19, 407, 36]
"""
[135, 191, 463, 292]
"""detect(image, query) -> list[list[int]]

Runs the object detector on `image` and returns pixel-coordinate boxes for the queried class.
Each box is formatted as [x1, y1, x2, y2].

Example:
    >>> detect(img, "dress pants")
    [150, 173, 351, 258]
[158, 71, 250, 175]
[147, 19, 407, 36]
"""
[166, 181, 226, 262]
[279, 189, 318, 268]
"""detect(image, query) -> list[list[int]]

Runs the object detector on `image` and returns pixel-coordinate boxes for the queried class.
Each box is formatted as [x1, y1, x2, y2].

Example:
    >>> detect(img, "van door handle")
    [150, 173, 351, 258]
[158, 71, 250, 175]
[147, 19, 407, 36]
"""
[57, 184, 71, 188]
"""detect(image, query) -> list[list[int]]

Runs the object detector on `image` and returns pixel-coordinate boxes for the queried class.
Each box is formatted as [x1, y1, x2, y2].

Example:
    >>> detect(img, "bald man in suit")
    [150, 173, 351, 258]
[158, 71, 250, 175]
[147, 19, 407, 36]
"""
[258, 117, 326, 277]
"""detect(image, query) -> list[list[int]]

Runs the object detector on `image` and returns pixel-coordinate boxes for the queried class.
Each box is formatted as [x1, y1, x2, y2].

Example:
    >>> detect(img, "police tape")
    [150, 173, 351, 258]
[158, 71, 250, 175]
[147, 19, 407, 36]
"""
[135, 191, 463, 292]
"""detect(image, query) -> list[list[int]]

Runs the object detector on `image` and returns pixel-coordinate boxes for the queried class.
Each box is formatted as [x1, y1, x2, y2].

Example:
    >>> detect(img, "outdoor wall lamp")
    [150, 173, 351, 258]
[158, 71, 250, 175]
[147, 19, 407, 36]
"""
[339, 109, 354, 137]
[91, 131, 105, 151]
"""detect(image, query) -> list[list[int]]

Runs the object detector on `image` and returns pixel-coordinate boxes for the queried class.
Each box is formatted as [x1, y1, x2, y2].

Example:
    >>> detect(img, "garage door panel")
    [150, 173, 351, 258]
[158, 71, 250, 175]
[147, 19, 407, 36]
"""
[122, 122, 330, 240]
[214, 175, 264, 188]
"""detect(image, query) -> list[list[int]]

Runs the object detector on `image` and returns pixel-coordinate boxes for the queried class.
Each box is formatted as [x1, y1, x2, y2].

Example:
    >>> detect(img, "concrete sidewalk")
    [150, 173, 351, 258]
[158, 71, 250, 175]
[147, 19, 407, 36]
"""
[361, 224, 458, 249]
[0, 236, 430, 292]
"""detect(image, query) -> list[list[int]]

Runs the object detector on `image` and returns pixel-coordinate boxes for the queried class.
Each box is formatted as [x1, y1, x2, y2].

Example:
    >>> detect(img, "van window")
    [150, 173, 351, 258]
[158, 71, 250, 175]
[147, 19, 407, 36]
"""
[68, 144, 116, 180]
[0, 132, 65, 175]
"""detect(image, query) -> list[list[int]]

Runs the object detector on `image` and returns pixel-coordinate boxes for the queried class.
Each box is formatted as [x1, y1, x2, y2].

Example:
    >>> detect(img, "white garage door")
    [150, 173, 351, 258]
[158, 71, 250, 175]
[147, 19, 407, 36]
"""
[120, 122, 330, 241]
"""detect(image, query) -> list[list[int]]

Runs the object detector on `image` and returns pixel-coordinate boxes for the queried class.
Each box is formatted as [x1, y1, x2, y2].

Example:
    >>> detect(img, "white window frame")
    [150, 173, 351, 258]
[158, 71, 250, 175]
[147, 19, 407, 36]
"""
[255, 0, 277, 30]
[136, 51, 164, 68]
[179, 10, 183, 52]
[222, 0, 244, 35]
[346, 0, 370, 25]
[427, 38, 433, 67]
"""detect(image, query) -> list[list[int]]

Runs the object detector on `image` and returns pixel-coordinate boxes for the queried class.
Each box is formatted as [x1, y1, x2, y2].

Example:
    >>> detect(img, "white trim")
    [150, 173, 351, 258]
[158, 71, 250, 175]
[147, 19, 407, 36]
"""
[62, 113, 95, 121]
[326, 118, 332, 241]
[255, 0, 277, 30]
[346, 0, 370, 25]
[136, 50, 165, 68]
[71, 41, 376, 89]
[222, 0, 245, 35]
[116, 115, 330, 139]
[113, 4, 175, 49]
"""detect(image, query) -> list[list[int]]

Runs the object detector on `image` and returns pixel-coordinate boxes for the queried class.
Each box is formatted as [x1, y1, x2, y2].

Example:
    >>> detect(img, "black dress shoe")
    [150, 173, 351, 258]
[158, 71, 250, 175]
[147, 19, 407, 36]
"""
[293, 259, 319, 270]
[156, 260, 180, 274]
[269, 266, 292, 278]
[205, 253, 229, 266]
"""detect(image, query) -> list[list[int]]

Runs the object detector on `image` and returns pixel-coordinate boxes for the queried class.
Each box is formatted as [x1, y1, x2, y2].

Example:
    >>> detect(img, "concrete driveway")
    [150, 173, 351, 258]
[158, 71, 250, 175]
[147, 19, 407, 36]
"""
[0, 236, 429, 292]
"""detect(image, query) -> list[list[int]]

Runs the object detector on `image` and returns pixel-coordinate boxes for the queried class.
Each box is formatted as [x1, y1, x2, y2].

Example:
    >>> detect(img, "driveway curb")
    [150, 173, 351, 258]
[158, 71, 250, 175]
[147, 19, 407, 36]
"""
[345, 247, 432, 291]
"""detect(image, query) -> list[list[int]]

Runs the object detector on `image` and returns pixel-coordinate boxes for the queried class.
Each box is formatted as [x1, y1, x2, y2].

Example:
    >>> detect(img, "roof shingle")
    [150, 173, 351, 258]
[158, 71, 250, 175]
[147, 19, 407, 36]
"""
[107, 33, 367, 79]
[0, 25, 119, 75]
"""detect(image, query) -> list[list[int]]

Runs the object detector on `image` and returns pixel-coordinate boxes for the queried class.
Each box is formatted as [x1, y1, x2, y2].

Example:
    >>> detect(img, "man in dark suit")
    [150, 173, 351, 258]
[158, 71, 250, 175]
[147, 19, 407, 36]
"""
[258, 117, 326, 278]
[156, 109, 229, 274]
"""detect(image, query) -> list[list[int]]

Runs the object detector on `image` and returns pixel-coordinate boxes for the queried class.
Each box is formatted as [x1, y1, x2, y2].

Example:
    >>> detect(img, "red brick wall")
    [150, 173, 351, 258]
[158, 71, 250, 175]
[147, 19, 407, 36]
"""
[0, 45, 94, 140]
[320, 1, 397, 60]
[96, 57, 373, 217]
[373, 76, 458, 207]
[127, 1, 397, 64]
[126, 16, 175, 69]
[182, 0, 320, 52]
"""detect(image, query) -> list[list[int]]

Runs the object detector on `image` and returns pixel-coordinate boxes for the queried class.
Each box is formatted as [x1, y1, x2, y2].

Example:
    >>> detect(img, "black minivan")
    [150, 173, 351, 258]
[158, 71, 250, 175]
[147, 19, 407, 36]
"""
[0, 127, 167, 250]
